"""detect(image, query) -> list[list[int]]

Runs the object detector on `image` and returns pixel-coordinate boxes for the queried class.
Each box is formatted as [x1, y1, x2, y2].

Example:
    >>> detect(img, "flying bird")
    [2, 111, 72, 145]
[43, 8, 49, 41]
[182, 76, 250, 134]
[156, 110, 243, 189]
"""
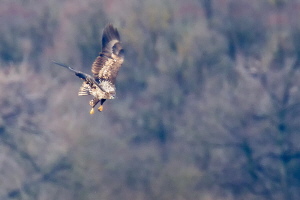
[53, 24, 124, 114]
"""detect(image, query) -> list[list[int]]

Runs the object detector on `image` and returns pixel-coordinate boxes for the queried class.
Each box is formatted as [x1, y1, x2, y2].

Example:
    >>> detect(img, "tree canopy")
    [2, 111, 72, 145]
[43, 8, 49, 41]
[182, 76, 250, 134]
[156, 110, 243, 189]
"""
[1, 0, 300, 199]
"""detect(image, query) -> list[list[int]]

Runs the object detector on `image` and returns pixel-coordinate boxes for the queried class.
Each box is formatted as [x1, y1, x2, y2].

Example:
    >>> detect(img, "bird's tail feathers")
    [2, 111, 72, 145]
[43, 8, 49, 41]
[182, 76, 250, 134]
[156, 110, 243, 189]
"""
[78, 83, 92, 96]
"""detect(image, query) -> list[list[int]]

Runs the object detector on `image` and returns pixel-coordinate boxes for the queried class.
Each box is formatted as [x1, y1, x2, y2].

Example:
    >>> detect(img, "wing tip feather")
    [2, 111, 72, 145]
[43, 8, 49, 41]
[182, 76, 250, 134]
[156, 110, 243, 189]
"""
[102, 24, 120, 48]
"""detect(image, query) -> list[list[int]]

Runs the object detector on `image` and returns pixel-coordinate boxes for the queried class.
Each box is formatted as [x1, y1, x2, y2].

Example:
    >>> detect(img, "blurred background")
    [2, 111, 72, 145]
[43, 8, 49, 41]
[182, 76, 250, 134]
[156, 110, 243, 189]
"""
[1, 0, 300, 199]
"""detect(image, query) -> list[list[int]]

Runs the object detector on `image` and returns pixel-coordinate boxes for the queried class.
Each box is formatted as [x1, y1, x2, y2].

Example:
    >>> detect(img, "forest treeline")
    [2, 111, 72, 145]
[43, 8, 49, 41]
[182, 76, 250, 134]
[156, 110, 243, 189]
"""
[1, 0, 300, 199]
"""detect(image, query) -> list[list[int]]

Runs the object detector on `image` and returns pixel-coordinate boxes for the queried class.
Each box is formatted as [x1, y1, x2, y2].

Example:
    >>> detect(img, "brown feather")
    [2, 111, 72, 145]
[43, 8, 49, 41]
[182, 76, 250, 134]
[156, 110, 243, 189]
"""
[91, 24, 124, 84]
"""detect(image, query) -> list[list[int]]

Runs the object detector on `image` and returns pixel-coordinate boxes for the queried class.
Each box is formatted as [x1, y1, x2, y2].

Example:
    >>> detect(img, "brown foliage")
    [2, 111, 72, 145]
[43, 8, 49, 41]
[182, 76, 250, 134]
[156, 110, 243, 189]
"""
[1, 0, 300, 199]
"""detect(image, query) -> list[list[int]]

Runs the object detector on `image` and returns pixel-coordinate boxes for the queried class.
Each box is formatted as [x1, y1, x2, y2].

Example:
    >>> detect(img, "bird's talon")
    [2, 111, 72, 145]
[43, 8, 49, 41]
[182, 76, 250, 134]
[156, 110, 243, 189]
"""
[90, 108, 95, 114]
[98, 105, 103, 112]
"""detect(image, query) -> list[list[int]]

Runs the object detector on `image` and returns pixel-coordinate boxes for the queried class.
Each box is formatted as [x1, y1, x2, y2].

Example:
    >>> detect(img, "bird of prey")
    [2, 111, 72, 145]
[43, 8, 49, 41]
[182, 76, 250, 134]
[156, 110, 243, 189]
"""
[53, 24, 124, 114]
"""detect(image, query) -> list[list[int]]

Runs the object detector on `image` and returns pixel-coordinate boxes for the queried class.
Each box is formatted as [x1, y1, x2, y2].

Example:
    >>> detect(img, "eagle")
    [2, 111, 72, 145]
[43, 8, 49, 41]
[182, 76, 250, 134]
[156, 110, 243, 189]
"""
[53, 24, 124, 114]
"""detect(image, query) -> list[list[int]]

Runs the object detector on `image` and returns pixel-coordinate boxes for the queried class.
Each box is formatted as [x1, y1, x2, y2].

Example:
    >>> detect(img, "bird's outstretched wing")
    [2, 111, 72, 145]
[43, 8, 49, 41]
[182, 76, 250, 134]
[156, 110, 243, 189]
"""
[52, 61, 90, 80]
[91, 24, 124, 84]
[52, 61, 106, 92]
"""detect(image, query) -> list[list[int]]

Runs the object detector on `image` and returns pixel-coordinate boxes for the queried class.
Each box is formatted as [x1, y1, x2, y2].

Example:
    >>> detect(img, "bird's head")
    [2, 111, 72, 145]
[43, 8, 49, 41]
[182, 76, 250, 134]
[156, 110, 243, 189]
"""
[107, 90, 116, 99]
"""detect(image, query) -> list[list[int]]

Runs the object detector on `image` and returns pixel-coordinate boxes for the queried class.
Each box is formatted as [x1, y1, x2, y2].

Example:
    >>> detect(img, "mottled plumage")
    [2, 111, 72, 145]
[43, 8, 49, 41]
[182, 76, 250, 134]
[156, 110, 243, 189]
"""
[53, 24, 124, 114]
